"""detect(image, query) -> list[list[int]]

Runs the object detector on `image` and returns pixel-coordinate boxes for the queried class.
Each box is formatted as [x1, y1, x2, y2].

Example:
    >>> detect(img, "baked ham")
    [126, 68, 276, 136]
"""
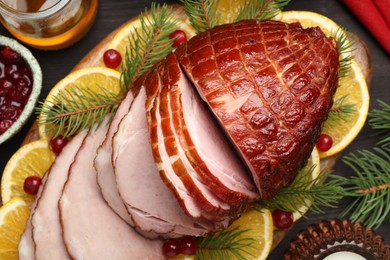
[174, 20, 339, 199]
[19, 17, 340, 258]
[112, 86, 214, 237]
[146, 61, 235, 224]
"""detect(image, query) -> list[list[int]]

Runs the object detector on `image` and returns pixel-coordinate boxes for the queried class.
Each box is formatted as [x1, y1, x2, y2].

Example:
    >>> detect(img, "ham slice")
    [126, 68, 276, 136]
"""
[175, 20, 339, 199]
[162, 52, 259, 207]
[146, 61, 233, 225]
[18, 219, 34, 260]
[31, 132, 87, 260]
[59, 120, 164, 259]
[19, 170, 49, 260]
[95, 90, 134, 225]
[112, 85, 213, 237]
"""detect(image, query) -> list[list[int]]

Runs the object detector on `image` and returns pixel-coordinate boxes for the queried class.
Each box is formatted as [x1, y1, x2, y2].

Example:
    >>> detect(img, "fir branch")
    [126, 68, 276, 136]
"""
[36, 86, 121, 138]
[258, 165, 344, 215]
[369, 100, 390, 147]
[123, 3, 178, 88]
[37, 3, 179, 137]
[332, 28, 353, 80]
[335, 147, 390, 229]
[236, 0, 291, 21]
[180, 0, 220, 33]
[196, 226, 256, 259]
[324, 95, 356, 129]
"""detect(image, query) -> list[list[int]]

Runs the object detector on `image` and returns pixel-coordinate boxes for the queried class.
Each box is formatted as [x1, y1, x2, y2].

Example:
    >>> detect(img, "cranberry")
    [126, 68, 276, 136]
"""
[0, 119, 13, 134]
[1, 46, 20, 63]
[103, 49, 122, 69]
[23, 176, 42, 195]
[162, 239, 181, 258]
[179, 236, 198, 255]
[0, 45, 33, 135]
[316, 134, 333, 152]
[169, 30, 187, 47]
[272, 209, 294, 229]
[0, 79, 13, 96]
[49, 135, 69, 154]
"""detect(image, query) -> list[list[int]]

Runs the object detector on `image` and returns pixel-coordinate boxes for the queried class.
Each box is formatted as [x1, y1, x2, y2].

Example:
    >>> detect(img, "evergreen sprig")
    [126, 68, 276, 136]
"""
[122, 3, 178, 88]
[196, 226, 256, 259]
[180, 0, 221, 33]
[236, 0, 291, 21]
[258, 165, 344, 215]
[369, 100, 390, 147]
[325, 95, 356, 129]
[36, 3, 177, 137]
[37, 85, 122, 138]
[333, 28, 353, 79]
[333, 147, 390, 229]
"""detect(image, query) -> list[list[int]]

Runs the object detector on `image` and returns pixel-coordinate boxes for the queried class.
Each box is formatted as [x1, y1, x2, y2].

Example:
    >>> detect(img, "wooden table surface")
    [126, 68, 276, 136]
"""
[0, 0, 389, 259]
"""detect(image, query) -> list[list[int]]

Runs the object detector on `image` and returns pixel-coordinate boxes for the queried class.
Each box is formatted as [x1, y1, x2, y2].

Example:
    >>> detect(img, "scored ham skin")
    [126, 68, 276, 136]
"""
[175, 20, 339, 199]
[60, 120, 164, 259]
[31, 131, 87, 260]
[162, 52, 259, 208]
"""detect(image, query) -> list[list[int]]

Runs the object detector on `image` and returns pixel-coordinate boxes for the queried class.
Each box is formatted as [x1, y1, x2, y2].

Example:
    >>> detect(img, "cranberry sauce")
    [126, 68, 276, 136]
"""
[0, 45, 33, 134]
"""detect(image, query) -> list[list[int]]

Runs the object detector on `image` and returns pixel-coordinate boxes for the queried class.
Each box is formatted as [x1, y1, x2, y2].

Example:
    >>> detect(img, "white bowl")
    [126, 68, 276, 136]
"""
[0, 36, 42, 144]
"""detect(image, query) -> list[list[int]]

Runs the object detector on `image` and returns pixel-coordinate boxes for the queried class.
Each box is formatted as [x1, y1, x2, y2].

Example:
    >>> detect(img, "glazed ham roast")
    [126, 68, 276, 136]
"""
[174, 20, 339, 199]
[20, 18, 339, 258]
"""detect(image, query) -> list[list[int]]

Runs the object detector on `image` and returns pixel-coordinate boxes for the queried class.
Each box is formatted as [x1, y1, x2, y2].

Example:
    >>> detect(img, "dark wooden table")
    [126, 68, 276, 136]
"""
[0, 0, 389, 259]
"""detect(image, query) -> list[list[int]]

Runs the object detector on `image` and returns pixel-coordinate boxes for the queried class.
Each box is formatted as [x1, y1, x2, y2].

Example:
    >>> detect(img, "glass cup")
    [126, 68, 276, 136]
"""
[0, 0, 98, 50]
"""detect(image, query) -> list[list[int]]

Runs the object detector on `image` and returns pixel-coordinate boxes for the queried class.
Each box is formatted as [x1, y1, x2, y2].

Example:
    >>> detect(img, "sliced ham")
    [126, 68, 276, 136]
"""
[162, 53, 259, 207]
[31, 132, 87, 260]
[59, 120, 163, 259]
[19, 169, 49, 260]
[146, 61, 232, 225]
[18, 219, 34, 260]
[175, 20, 339, 199]
[95, 90, 134, 225]
[112, 85, 213, 237]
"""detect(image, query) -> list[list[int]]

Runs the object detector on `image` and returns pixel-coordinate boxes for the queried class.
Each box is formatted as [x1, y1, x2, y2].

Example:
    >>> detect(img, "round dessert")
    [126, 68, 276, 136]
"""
[0, 36, 42, 144]
[284, 219, 390, 259]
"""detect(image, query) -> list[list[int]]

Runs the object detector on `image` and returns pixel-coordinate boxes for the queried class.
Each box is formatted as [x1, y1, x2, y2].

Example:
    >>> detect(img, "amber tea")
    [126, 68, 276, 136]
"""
[0, 0, 98, 50]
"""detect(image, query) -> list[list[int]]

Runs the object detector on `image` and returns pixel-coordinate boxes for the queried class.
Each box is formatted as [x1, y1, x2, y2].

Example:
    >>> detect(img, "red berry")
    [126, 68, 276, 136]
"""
[169, 30, 187, 47]
[1, 46, 20, 63]
[50, 135, 68, 154]
[179, 236, 198, 255]
[316, 134, 333, 152]
[0, 119, 13, 134]
[103, 49, 122, 68]
[272, 209, 294, 229]
[0, 45, 33, 132]
[23, 176, 42, 195]
[162, 239, 181, 258]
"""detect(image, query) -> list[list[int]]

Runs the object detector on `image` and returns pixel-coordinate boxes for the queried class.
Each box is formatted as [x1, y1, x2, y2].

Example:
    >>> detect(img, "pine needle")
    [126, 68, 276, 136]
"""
[258, 165, 344, 215]
[332, 28, 353, 80]
[236, 0, 291, 21]
[369, 100, 390, 147]
[122, 3, 178, 88]
[196, 226, 256, 259]
[335, 147, 390, 229]
[36, 86, 121, 138]
[325, 95, 356, 129]
[180, 0, 221, 33]
[36, 3, 178, 137]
